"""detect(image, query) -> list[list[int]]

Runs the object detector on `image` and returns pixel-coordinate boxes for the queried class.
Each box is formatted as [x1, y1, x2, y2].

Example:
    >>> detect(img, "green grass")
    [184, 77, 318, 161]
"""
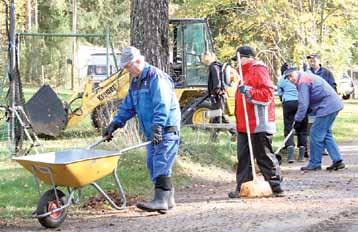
[1, 88, 358, 219]
[332, 100, 358, 142]
[180, 128, 237, 170]
[0, 163, 37, 218]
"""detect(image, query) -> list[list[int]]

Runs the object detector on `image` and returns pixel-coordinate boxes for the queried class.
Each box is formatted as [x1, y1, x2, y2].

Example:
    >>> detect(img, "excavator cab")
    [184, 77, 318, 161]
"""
[169, 18, 214, 87]
[169, 19, 237, 125]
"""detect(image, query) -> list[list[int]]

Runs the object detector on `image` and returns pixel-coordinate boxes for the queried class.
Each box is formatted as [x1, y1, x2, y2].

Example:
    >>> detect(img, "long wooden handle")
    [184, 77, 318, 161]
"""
[237, 55, 257, 181]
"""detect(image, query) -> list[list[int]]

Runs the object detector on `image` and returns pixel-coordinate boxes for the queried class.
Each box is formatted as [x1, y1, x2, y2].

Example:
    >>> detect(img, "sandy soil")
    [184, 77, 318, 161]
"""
[1, 141, 358, 232]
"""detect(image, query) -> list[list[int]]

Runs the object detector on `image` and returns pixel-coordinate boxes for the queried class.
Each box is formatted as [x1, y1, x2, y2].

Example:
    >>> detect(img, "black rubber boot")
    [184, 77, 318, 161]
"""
[136, 189, 170, 212]
[168, 187, 176, 209]
[271, 185, 285, 197]
[228, 191, 240, 199]
[298, 146, 305, 162]
[136, 176, 171, 213]
[287, 146, 295, 163]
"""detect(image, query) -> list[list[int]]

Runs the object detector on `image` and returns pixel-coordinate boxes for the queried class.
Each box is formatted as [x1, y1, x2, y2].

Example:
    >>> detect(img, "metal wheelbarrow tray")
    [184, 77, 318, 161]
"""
[13, 142, 149, 228]
[15, 149, 121, 187]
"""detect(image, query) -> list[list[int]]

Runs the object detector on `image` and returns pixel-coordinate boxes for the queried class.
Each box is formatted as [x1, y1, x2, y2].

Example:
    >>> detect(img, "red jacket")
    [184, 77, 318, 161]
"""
[235, 60, 276, 134]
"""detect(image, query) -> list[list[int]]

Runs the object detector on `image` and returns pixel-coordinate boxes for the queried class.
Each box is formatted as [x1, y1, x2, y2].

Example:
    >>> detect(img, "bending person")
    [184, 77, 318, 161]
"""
[285, 68, 345, 171]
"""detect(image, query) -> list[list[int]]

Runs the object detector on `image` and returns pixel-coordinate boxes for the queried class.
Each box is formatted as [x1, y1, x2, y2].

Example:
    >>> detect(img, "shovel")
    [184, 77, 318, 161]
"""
[236, 53, 272, 198]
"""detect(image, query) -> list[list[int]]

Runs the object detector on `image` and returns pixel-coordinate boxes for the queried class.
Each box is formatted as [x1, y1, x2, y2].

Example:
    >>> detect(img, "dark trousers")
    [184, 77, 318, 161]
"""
[211, 95, 229, 123]
[211, 95, 235, 135]
[236, 132, 282, 192]
[283, 100, 308, 147]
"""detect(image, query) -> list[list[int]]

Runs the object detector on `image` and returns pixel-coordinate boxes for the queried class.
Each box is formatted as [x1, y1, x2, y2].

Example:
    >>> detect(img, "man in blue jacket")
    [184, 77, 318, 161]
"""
[307, 54, 337, 91]
[103, 46, 181, 213]
[285, 68, 345, 171]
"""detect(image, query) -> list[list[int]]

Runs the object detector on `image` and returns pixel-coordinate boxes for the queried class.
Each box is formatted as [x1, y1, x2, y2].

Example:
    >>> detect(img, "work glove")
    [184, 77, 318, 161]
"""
[103, 122, 120, 142]
[151, 124, 163, 145]
[239, 85, 249, 95]
[293, 121, 302, 131]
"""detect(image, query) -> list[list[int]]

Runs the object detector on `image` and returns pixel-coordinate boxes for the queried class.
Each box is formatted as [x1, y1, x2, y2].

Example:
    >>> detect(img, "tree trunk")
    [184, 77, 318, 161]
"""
[130, 0, 169, 72]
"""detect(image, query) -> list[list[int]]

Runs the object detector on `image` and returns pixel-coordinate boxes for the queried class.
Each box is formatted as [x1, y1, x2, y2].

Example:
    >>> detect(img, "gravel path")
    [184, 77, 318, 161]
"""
[1, 142, 358, 232]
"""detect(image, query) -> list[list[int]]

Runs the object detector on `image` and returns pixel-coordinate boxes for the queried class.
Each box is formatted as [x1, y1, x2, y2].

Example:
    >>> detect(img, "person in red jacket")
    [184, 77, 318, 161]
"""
[228, 46, 283, 198]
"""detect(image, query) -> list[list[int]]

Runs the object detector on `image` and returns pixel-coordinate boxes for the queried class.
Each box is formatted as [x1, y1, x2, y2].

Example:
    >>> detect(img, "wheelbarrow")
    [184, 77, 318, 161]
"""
[12, 138, 150, 228]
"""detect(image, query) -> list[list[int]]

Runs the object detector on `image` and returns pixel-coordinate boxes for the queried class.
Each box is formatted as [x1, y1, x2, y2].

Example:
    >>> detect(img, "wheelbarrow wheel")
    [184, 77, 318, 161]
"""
[36, 189, 68, 228]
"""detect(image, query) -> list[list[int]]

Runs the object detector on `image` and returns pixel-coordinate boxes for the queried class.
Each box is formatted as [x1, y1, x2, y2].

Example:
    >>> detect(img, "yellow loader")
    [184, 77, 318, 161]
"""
[25, 19, 237, 137]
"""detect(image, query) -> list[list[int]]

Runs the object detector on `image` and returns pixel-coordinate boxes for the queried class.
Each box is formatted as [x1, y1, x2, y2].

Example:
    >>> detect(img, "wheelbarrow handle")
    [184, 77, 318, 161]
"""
[87, 130, 122, 149]
[87, 137, 106, 150]
[119, 141, 151, 154]
[88, 135, 151, 150]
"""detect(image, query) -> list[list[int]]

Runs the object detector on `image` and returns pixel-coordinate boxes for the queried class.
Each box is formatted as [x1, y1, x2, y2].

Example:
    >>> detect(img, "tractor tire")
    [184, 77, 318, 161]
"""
[36, 189, 67, 228]
[91, 99, 141, 140]
[182, 99, 213, 125]
[91, 99, 122, 133]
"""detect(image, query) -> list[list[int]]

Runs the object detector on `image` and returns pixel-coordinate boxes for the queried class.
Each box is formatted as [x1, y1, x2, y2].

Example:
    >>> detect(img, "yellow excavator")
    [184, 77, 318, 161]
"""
[26, 19, 238, 137]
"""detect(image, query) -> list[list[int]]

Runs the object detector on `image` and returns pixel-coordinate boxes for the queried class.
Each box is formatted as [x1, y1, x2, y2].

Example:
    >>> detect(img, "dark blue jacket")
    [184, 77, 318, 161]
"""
[294, 72, 343, 122]
[112, 63, 181, 139]
[310, 65, 337, 91]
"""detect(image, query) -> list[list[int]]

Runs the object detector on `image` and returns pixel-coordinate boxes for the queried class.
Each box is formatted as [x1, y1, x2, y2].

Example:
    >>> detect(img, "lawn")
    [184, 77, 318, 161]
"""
[0, 88, 357, 218]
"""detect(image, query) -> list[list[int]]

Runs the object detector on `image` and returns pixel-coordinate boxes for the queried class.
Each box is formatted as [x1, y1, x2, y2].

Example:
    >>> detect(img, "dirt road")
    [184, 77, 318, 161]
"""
[1, 142, 358, 232]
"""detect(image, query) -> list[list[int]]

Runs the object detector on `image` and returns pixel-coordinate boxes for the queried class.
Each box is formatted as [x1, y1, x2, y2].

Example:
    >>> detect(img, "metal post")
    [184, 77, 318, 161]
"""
[16, 35, 20, 71]
[9, 0, 16, 154]
[34, 0, 38, 30]
[110, 35, 118, 71]
[106, 25, 110, 77]
[17, 32, 104, 37]
[26, 0, 32, 31]
[71, 0, 77, 90]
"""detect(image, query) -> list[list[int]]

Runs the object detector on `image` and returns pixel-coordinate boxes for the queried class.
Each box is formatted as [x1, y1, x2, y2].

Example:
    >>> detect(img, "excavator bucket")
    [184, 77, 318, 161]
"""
[26, 85, 67, 137]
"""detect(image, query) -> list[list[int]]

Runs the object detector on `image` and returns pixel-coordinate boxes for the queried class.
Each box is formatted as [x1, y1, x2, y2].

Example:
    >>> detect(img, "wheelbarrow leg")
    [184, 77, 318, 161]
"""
[31, 165, 61, 206]
[31, 166, 42, 197]
[67, 187, 81, 205]
[91, 181, 126, 210]
[90, 160, 127, 210]
[113, 166, 127, 208]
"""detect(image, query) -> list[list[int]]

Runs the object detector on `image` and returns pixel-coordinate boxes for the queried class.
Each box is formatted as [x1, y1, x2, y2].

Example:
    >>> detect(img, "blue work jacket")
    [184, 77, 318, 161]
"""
[112, 63, 181, 139]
